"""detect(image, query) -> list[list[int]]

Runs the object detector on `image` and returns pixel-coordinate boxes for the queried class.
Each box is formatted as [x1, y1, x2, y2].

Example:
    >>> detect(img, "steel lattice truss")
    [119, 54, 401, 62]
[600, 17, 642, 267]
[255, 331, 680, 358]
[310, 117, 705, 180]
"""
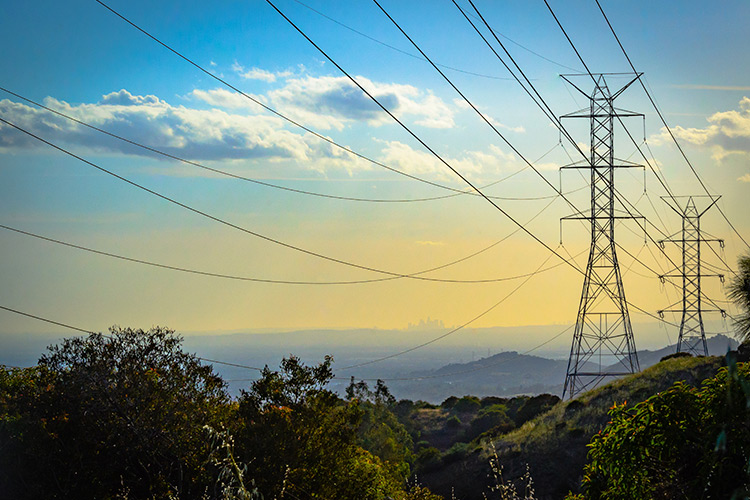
[658, 196, 725, 356]
[559, 74, 643, 399]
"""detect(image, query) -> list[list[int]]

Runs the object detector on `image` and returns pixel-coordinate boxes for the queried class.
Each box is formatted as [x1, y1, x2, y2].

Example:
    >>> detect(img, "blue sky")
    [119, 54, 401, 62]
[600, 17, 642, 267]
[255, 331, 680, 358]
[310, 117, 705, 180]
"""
[0, 0, 748, 348]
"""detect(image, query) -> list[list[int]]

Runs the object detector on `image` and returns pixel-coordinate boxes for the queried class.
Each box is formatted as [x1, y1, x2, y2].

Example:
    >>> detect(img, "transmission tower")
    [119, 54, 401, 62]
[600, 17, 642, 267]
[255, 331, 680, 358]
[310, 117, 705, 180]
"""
[560, 73, 643, 399]
[658, 196, 725, 355]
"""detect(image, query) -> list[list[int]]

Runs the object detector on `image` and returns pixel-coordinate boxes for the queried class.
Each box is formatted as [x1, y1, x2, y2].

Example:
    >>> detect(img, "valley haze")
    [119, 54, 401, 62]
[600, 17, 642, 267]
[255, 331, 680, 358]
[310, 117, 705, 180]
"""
[1, 321, 736, 402]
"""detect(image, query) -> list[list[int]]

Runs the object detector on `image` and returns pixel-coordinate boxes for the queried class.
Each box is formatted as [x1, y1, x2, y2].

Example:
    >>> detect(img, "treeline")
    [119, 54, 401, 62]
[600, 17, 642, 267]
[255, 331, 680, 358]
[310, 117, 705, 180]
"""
[3, 326, 750, 499]
[0, 327, 442, 499]
[0, 325, 560, 500]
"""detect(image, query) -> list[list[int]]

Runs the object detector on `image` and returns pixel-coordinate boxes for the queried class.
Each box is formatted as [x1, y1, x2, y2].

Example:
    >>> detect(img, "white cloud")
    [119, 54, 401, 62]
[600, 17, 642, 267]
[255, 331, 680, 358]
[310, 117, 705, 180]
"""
[650, 97, 750, 161]
[265, 75, 456, 131]
[0, 71, 461, 176]
[232, 63, 294, 83]
[192, 73, 457, 132]
[99, 89, 162, 106]
[0, 90, 357, 168]
[377, 140, 519, 182]
[738, 173, 750, 183]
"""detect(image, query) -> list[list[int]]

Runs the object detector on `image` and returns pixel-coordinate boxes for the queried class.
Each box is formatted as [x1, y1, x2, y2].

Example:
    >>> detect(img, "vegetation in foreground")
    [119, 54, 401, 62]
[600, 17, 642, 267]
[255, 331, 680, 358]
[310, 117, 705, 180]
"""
[4, 327, 750, 500]
[568, 357, 750, 499]
[0, 327, 427, 499]
[2, 326, 553, 499]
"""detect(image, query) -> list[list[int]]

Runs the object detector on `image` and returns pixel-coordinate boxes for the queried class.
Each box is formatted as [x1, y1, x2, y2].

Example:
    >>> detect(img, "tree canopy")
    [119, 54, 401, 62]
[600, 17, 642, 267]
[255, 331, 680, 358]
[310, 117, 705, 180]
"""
[729, 252, 750, 341]
[0, 326, 230, 499]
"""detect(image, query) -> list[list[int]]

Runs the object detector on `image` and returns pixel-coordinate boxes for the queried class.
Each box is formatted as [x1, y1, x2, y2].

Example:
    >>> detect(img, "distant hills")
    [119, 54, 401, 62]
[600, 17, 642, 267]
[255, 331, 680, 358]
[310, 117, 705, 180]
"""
[1, 326, 737, 403]
[383, 334, 737, 402]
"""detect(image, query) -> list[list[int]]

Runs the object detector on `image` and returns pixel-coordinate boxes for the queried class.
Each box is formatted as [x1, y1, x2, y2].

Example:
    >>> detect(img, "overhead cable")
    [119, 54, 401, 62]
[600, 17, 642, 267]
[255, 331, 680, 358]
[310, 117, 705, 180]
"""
[266, 0, 588, 281]
[0, 205, 575, 285]
[374, 0, 686, 286]
[593, 0, 750, 251]
[0, 86, 571, 204]
[92, 0, 488, 197]
[0, 117, 503, 281]
[543, 0, 742, 277]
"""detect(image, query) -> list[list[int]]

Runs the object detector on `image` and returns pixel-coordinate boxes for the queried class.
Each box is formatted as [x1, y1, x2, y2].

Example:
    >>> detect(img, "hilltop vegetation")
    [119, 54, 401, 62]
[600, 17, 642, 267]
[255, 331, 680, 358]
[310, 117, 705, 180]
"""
[2, 326, 749, 499]
[417, 354, 746, 499]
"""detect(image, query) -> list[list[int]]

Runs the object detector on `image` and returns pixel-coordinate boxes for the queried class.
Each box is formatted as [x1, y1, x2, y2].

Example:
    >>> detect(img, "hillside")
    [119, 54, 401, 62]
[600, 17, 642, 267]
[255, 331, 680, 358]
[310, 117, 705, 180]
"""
[387, 334, 736, 402]
[418, 354, 727, 500]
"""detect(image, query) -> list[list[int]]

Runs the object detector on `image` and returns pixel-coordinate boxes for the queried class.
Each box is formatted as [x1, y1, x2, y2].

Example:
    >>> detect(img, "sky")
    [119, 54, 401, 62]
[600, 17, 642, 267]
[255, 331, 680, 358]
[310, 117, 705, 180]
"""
[0, 0, 748, 356]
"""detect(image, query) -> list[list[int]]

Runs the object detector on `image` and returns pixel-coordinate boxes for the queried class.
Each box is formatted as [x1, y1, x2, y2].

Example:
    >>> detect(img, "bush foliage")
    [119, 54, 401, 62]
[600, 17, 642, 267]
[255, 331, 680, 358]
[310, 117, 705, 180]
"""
[575, 359, 750, 499]
[0, 328, 436, 500]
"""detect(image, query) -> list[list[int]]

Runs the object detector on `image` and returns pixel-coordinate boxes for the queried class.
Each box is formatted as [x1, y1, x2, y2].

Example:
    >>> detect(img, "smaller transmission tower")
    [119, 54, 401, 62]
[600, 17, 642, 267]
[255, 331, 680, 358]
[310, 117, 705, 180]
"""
[560, 73, 643, 399]
[658, 196, 725, 355]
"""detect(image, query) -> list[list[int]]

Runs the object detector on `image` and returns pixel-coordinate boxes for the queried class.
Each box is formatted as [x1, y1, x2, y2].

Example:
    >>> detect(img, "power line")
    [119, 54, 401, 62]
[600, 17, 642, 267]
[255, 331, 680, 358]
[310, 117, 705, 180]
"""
[0, 201, 571, 285]
[463, 10, 582, 73]
[438, 0, 675, 258]
[0, 303, 265, 372]
[339, 247, 559, 370]
[516, 3, 707, 288]
[2, 4, 733, 380]
[230, 323, 575, 383]
[0, 304, 96, 335]
[290, 0, 513, 80]
[593, 0, 750, 252]
[267, 0, 712, 332]
[98, 0, 675, 297]
[0, 268, 702, 380]
[2, 117, 513, 282]
[368, 323, 573, 382]
[266, 0, 588, 281]
[0, 299, 573, 384]
[291, 0, 580, 76]
[544, 0, 736, 281]
[374, 0, 686, 291]
[92, 0, 491, 198]
[459, 0, 678, 254]
[0, 86, 571, 204]
[542, 0, 742, 279]
[454, 0, 587, 162]
[373, 0, 585, 214]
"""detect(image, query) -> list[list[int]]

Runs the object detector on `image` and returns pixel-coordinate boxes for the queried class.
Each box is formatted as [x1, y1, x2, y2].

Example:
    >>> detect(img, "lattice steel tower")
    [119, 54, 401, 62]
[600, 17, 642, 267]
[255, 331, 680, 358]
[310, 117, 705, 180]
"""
[560, 74, 642, 399]
[658, 196, 725, 355]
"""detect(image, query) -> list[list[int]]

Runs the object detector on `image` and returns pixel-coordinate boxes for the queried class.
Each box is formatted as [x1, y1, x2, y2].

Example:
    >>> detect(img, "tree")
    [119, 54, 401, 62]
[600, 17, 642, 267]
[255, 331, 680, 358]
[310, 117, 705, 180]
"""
[236, 356, 408, 500]
[729, 252, 750, 341]
[0, 326, 230, 499]
[346, 377, 415, 482]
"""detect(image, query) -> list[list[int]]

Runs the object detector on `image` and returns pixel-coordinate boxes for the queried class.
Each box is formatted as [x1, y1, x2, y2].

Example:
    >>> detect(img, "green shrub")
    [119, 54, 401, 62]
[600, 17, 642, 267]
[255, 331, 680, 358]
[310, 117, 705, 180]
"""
[453, 395, 481, 414]
[442, 442, 470, 464]
[446, 415, 462, 429]
[480, 396, 507, 408]
[415, 447, 442, 474]
[578, 360, 750, 499]
[466, 405, 514, 441]
[0, 327, 229, 500]
[659, 351, 692, 362]
[441, 396, 459, 409]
